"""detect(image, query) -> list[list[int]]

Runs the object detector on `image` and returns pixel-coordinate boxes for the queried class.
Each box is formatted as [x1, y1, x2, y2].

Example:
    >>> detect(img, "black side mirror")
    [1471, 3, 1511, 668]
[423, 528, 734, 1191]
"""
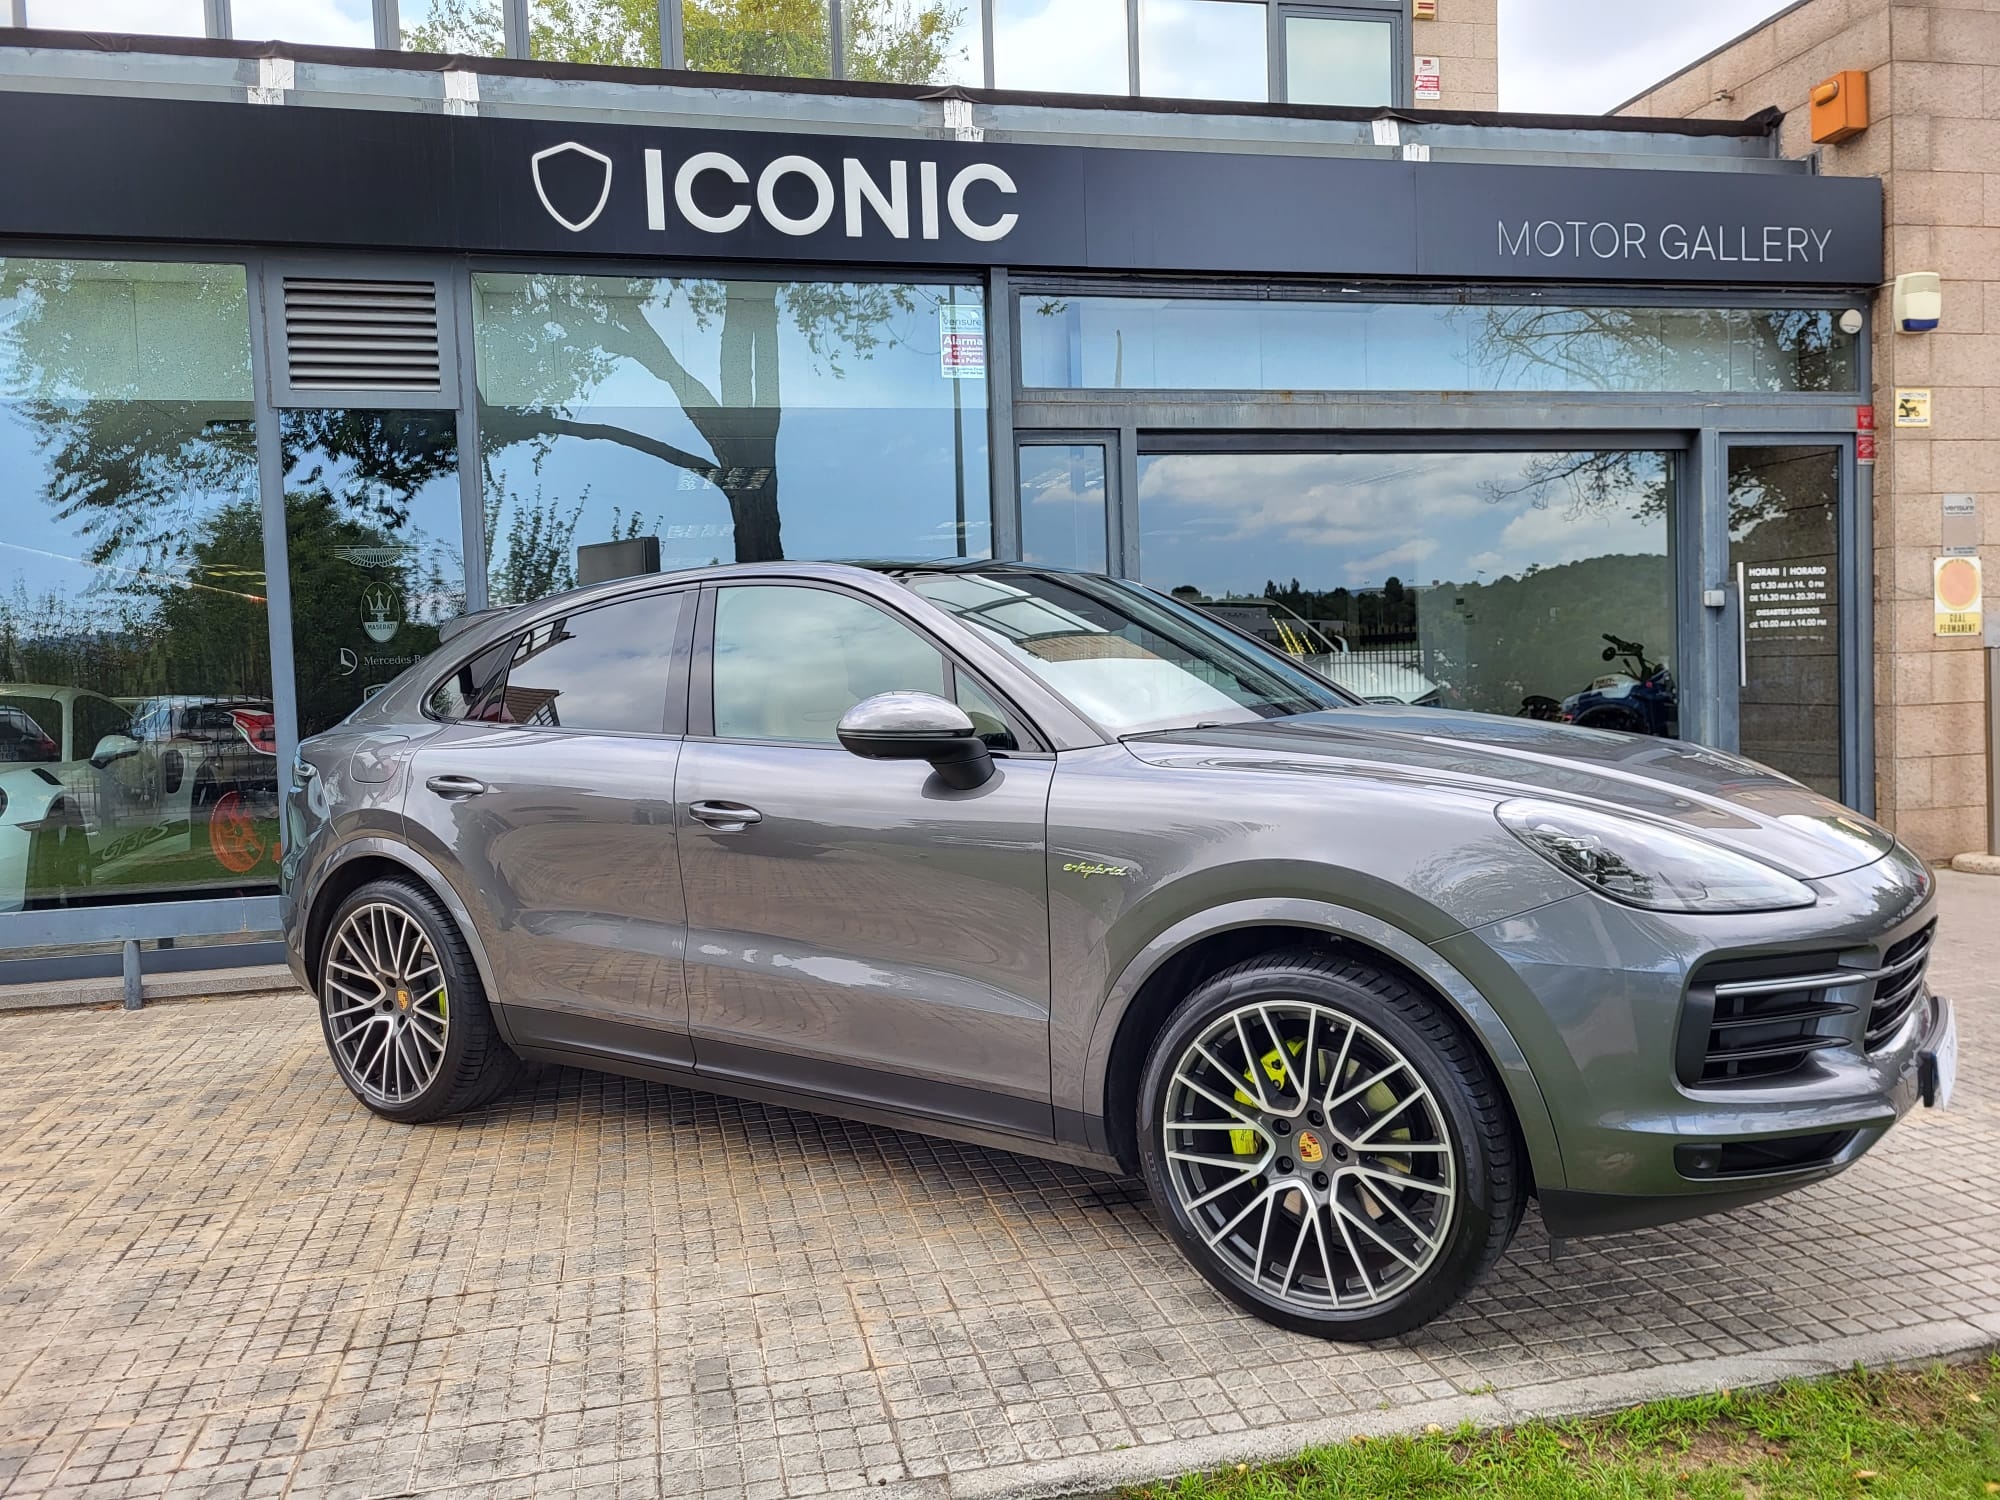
[837, 692, 994, 790]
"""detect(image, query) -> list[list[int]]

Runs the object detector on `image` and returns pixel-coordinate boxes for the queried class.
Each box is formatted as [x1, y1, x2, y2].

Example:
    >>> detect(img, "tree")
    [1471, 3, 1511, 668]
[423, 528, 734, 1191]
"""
[405, 0, 969, 84]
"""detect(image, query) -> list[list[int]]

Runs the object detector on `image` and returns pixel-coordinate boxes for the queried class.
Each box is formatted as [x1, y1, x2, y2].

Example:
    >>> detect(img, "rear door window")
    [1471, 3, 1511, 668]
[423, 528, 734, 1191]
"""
[464, 591, 685, 734]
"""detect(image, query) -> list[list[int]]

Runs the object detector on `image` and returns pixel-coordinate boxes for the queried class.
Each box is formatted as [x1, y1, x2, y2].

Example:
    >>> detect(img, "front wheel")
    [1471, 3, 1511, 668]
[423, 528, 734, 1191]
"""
[317, 878, 519, 1123]
[1137, 951, 1521, 1340]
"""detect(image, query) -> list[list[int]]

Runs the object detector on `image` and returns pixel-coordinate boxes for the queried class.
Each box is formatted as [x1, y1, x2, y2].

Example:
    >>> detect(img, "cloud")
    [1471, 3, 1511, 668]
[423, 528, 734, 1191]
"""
[1500, 0, 1798, 113]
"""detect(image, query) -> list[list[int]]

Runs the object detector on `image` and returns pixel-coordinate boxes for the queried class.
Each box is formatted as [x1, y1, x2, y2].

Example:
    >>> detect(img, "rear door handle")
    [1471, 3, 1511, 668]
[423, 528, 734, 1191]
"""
[425, 774, 489, 800]
[688, 800, 762, 830]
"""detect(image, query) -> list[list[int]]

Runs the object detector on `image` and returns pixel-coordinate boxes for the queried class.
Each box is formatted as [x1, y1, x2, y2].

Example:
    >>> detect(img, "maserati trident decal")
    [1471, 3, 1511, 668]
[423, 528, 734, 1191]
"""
[531, 141, 614, 233]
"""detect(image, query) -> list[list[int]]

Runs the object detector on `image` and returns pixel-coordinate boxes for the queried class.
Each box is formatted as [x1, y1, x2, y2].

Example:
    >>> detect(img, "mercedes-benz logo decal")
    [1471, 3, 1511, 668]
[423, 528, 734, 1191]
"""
[531, 141, 614, 233]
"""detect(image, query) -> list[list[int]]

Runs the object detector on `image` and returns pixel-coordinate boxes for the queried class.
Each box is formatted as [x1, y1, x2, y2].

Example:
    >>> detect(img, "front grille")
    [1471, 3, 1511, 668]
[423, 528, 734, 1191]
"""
[1865, 922, 1934, 1050]
[1681, 921, 1936, 1087]
[1682, 955, 1862, 1085]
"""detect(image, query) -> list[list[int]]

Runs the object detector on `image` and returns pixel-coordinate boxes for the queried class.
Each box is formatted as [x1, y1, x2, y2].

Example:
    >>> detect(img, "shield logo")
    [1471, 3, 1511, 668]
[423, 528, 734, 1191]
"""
[531, 141, 614, 233]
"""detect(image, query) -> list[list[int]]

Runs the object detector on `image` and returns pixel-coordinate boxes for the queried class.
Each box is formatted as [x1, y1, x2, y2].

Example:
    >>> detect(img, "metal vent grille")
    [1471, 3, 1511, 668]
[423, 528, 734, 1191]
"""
[282, 278, 441, 391]
[1865, 923, 1934, 1050]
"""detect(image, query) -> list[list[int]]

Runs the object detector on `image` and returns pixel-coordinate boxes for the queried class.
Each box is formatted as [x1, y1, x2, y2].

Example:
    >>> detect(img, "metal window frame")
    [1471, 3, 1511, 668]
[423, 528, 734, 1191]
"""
[1015, 430, 1120, 575]
[1272, 0, 1408, 109]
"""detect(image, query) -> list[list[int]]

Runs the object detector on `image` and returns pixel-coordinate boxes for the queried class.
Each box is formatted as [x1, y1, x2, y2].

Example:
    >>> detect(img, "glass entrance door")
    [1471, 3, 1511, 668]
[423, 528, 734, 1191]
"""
[1727, 442, 1845, 799]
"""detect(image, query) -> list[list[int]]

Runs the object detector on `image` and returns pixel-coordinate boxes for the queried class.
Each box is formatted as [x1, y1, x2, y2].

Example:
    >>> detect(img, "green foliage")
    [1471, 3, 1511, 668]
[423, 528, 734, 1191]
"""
[401, 0, 969, 84]
[1120, 1358, 2000, 1500]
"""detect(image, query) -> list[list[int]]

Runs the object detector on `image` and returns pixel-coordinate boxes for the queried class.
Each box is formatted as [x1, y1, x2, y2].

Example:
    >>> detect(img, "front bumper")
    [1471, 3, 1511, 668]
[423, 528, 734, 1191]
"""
[1434, 845, 1947, 1239]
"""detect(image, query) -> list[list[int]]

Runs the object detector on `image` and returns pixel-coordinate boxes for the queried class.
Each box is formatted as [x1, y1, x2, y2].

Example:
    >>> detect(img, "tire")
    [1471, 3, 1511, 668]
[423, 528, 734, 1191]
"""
[24, 816, 91, 910]
[1574, 706, 1643, 735]
[316, 877, 520, 1123]
[1136, 950, 1521, 1340]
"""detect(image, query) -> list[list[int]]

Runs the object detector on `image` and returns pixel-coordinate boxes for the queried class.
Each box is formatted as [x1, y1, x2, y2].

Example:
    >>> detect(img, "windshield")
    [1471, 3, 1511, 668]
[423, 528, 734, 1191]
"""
[908, 572, 1350, 735]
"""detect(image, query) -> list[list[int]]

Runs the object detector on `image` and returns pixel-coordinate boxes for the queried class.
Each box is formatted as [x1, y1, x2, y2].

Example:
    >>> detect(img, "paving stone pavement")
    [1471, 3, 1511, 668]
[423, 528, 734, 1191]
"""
[3, 875, 1998, 1500]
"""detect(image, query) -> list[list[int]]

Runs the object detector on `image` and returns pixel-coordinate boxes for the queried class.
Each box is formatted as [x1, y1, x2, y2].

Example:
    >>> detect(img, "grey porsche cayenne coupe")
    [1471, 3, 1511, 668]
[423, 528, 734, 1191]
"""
[282, 563, 1954, 1339]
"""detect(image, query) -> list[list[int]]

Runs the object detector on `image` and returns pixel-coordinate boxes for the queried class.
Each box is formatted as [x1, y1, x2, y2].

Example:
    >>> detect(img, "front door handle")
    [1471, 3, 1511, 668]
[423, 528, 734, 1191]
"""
[425, 773, 489, 800]
[688, 799, 763, 830]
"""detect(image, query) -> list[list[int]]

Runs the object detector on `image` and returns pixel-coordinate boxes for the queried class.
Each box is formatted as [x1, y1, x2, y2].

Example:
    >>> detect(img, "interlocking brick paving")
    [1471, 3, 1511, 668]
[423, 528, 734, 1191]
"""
[2, 874, 1996, 1499]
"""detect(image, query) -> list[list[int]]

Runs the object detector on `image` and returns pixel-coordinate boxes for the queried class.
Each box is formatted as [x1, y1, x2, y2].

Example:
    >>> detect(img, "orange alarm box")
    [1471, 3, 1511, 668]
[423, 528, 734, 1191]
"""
[1810, 70, 1869, 144]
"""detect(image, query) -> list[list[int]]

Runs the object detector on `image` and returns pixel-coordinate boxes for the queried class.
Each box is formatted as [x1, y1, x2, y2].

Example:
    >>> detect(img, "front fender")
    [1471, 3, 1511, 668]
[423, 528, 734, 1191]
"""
[1071, 896, 1569, 1193]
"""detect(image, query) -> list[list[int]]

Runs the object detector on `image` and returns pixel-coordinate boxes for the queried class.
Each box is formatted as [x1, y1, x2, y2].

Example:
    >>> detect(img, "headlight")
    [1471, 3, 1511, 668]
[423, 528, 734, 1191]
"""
[1496, 798, 1815, 913]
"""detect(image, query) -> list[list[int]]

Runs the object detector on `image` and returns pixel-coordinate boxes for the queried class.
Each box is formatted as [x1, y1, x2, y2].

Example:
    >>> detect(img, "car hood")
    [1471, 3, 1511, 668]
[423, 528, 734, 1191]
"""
[1122, 706, 1895, 880]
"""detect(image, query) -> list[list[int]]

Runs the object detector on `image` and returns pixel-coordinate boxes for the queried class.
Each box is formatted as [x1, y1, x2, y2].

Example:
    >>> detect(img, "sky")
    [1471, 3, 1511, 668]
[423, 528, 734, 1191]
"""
[1500, 0, 1800, 114]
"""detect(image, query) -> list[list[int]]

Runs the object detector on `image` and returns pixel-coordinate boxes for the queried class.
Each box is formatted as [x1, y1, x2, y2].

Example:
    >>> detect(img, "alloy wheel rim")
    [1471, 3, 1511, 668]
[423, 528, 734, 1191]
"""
[323, 902, 449, 1106]
[1161, 1000, 1457, 1312]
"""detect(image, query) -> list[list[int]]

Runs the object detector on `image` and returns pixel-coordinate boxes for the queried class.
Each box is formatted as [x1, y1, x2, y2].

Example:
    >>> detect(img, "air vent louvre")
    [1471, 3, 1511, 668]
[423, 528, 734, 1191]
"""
[282, 278, 441, 392]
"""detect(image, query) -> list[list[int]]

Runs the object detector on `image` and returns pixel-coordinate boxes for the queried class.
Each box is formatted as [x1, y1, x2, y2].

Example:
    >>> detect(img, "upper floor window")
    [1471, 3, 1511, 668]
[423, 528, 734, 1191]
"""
[1021, 296, 1861, 396]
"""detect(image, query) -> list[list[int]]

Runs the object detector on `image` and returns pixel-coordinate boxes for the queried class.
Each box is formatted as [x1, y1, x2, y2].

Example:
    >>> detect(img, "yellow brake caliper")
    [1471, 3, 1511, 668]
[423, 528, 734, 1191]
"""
[1231, 1037, 1305, 1156]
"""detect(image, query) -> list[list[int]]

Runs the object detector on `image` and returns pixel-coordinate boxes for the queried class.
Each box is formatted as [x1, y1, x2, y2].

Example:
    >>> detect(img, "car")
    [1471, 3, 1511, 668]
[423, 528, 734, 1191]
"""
[114, 696, 280, 875]
[281, 563, 1951, 1340]
[0, 684, 136, 910]
[1193, 599, 1443, 705]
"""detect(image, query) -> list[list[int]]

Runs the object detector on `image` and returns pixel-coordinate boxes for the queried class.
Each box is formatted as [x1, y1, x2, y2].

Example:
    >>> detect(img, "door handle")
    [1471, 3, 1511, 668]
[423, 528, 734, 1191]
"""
[688, 800, 763, 830]
[425, 773, 489, 800]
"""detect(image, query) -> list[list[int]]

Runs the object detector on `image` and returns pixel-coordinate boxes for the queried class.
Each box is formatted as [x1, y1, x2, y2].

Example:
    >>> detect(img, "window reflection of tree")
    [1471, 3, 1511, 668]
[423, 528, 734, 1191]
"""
[1462, 305, 1843, 395]
[477, 275, 943, 590]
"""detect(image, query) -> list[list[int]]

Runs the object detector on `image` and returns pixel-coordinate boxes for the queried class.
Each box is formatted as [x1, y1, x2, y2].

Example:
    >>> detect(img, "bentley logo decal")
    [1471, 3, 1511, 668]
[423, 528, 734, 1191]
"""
[532, 141, 614, 233]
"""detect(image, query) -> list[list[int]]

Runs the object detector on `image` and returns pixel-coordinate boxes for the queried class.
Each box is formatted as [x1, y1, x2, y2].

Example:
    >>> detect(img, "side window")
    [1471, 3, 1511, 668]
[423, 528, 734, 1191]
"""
[953, 672, 1021, 752]
[468, 591, 684, 734]
[428, 638, 514, 722]
[76, 698, 131, 755]
[712, 586, 947, 744]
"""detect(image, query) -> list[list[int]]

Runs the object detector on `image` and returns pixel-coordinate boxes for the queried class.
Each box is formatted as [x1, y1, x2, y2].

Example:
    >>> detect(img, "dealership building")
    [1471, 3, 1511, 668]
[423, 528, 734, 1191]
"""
[0, 2, 1921, 974]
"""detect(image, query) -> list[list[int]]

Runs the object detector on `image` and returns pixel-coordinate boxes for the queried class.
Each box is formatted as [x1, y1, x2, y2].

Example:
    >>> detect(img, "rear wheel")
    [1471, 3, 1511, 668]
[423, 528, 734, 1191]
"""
[1137, 951, 1520, 1340]
[317, 878, 519, 1123]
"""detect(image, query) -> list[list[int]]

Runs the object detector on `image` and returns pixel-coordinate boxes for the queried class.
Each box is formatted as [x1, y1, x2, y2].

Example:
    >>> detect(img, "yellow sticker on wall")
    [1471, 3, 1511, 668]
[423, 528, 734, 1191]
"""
[1896, 388, 1933, 427]
[1935, 555, 1982, 636]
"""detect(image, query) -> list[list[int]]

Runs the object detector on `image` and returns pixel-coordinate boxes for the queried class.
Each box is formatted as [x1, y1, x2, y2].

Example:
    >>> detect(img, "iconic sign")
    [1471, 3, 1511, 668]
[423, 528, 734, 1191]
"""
[0, 92, 1885, 286]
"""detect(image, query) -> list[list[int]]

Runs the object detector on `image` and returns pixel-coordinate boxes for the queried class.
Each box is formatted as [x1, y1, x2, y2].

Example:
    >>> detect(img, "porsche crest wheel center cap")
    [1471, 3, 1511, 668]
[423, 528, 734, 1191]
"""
[1296, 1130, 1326, 1165]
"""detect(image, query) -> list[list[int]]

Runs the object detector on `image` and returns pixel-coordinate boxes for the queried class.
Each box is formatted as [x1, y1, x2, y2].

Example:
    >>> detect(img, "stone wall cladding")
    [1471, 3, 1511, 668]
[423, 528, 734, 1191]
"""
[1622, 0, 2000, 860]
[1423, 0, 1499, 111]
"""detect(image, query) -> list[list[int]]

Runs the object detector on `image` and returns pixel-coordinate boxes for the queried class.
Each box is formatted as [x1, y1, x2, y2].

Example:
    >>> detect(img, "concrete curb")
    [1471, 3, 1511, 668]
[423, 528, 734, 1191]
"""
[925, 1315, 2000, 1500]
[0, 965, 304, 1013]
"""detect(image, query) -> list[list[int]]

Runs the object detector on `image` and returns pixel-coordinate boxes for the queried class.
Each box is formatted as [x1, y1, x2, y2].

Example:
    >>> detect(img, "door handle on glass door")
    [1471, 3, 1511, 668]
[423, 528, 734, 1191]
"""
[688, 800, 763, 830]
[425, 774, 489, 800]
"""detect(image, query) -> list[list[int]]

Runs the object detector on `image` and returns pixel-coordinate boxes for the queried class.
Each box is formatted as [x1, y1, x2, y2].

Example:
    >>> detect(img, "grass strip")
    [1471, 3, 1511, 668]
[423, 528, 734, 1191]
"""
[1121, 1355, 2000, 1499]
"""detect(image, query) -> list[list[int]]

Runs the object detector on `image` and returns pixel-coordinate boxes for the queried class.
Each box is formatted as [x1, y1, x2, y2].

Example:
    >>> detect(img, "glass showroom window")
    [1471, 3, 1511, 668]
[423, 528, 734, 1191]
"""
[1137, 449, 1677, 730]
[472, 274, 990, 605]
[1022, 296, 1859, 395]
[0, 259, 272, 911]
[278, 412, 465, 739]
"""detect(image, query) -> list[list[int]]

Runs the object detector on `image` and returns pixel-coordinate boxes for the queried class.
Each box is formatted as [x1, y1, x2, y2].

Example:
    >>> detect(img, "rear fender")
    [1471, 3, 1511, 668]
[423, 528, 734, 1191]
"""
[305, 835, 504, 1015]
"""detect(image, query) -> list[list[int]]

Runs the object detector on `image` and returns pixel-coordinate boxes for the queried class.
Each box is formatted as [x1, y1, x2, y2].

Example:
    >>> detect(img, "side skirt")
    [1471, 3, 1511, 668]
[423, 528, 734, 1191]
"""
[497, 1004, 1126, 1178]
